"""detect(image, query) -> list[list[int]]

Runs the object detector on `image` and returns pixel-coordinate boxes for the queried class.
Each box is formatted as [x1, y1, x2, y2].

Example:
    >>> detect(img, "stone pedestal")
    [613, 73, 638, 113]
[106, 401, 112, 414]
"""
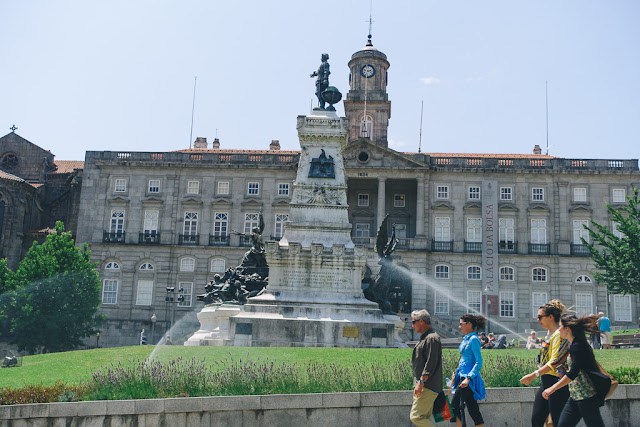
[184, 304, 242, 346]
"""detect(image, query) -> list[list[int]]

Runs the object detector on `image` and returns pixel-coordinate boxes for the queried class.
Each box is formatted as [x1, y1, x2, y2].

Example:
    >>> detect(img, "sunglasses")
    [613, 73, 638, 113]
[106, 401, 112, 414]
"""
[537, 314, 549, 320]
[412, 319, 421, 324]
[459, 321, 468, 326]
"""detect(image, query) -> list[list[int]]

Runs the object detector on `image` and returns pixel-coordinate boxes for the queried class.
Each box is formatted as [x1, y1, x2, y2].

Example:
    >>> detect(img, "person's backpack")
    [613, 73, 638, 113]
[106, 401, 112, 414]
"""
[493, 335, 507, 349]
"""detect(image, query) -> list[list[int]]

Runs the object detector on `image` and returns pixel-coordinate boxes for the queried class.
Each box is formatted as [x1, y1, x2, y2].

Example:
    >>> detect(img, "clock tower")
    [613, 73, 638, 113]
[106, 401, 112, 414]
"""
[344, 36, 391, 147]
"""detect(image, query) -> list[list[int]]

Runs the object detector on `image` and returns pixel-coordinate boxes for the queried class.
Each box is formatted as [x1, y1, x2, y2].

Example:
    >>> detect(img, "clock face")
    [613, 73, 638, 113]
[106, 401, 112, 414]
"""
[361, 64, 375, 78]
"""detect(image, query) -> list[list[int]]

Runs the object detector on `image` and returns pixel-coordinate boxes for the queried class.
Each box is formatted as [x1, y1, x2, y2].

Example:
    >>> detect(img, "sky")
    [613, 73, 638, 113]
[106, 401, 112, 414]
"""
[1, 1, 639, 162]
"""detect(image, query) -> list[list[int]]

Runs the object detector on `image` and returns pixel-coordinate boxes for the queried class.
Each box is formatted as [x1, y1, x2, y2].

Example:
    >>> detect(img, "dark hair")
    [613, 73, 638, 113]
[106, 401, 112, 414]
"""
[539, 299, 566, 322]
[460, 313, 486, 330]
[560, 313, 599, 343]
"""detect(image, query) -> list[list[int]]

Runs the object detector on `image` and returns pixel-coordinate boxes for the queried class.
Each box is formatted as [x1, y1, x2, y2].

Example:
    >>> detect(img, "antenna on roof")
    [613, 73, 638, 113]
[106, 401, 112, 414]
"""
[545, 80, 549, 155]
[418, 100, 424, 153]
[189, 76, 197, 149]
[366, 0, 374, 46]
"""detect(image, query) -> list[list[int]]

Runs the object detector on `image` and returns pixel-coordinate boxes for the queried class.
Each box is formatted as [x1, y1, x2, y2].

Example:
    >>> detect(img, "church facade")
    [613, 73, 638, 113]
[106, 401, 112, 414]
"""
[76, 40, 640, 347]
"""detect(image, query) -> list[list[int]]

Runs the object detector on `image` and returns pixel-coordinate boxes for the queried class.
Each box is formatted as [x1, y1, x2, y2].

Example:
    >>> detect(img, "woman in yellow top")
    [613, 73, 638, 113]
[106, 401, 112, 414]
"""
[520, 300, 570, 426]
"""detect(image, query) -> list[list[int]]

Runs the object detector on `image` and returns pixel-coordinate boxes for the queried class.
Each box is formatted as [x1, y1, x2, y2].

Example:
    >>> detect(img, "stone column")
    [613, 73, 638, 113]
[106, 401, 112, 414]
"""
[377, 177, 386, 229]
[416, 177, 425, 236]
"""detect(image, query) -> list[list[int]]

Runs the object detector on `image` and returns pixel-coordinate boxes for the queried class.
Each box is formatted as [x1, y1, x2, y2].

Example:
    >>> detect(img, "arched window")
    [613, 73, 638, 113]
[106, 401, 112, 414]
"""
[532, 267, 548, 282]
[180, 257, 195, 272]
[435, 265, 449, 279]
[360, 115, 373, 138]
[467, 265, 481, 280]
[575, 275, 592, 284]
[1, 153, 18, 172]
[139, 262, 154, 271]
[499, 266, 515, 281]
[104, 261, 120, 270]
[210, 258, 226, 273]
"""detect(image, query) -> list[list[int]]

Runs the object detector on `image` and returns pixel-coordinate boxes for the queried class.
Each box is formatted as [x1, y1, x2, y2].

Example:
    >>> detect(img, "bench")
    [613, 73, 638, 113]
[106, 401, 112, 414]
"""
[611, 333, 640, 349]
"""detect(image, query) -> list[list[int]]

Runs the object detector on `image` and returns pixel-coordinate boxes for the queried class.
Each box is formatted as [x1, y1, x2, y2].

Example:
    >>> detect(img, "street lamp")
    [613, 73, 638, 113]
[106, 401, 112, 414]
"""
[96, 332, 100, 348]
[151, 313, 157, 345]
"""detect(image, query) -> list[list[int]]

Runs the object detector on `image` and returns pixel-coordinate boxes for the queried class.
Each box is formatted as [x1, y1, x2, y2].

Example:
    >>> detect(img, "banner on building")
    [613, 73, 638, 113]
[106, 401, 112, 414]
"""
[482, 180, 498, 296]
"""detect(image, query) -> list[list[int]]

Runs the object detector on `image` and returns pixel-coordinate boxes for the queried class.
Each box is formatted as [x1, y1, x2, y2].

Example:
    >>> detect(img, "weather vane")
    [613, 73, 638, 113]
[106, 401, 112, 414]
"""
[10, 124, 17, 133]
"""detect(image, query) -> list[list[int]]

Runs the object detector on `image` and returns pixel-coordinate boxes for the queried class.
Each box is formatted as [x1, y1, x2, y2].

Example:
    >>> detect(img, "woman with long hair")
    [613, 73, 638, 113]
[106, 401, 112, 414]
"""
[541, 314, 605, 427]
[451, 313, 486, 427]
[520, 299, 570, 426]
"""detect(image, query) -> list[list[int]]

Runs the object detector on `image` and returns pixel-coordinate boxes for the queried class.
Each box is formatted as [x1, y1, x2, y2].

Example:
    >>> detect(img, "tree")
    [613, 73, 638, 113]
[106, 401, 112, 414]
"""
[0, 221, 104, 354]
[583, 186, 640, 295]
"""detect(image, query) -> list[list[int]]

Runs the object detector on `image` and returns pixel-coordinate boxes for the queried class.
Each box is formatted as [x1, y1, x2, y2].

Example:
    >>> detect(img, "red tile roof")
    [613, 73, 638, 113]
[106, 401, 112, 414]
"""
[0, 170, 25, 182]
[49, 160, 84, 174]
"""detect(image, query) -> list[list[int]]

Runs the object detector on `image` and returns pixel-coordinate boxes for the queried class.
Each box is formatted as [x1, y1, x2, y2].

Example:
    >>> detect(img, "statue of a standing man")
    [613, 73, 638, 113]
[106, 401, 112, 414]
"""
[310, 53, 330, 109]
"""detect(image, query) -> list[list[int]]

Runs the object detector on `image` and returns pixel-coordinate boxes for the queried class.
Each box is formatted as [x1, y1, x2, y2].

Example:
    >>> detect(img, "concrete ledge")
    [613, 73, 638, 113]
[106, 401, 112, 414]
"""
[1, 385, 639, 427]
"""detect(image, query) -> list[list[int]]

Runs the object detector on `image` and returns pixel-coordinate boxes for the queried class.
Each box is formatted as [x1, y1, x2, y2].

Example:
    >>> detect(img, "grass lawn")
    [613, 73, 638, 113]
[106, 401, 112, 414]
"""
[1, 346, 638, 390]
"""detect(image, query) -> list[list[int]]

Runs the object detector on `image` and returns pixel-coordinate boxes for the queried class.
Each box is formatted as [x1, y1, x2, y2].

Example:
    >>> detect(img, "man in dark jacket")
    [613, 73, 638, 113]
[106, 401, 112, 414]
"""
[410, 309, 443, 427]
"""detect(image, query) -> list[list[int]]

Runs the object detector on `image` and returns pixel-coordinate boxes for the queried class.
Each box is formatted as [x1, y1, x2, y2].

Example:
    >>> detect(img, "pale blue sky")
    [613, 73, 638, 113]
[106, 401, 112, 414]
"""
[1, 1, 639, 161]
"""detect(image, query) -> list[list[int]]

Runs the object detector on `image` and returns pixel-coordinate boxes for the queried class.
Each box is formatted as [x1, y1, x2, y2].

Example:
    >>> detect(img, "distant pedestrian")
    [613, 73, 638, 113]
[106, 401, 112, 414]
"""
[520, 299, 570, 427]
[451, 314, 486, 427]
[542, 314, 605, 427]
[410, 309, 443, 427]
[597, 312, 611, 350]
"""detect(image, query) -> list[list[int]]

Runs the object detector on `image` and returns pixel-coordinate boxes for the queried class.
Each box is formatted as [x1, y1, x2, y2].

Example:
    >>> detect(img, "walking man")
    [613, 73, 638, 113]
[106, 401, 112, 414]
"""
[597, 312, 611, 349]
[410, 309, 443, 427]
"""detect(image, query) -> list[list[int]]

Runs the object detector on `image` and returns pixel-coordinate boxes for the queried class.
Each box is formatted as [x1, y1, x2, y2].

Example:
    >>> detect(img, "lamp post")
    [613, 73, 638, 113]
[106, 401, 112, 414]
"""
[151, 313, 157, 345]
[96, 332, 100, 348]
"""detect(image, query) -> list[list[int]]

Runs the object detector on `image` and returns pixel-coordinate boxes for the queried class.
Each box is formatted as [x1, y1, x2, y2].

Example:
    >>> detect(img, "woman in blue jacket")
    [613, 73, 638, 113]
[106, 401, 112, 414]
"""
[451, 313, 486, 427]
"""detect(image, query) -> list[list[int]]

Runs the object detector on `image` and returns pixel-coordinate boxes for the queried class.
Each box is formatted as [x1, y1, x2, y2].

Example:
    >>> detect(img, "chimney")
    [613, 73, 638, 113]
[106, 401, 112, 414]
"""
[212, 138, 220, 149]
[533, 144, 542, 155]
[193, 137, 207, 149]
[269, 140, 281, 151]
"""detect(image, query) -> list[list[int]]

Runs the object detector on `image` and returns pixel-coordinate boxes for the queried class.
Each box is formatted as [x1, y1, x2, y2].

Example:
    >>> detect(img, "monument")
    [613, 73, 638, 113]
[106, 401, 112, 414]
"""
[186, 54, 401, 348]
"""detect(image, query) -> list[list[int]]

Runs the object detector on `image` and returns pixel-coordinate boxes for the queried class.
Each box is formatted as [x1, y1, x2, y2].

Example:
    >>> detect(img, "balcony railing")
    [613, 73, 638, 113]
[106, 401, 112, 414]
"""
[179, 234, 200, 245]
[352, 236, 373, 248]
[103, 231, 125, 243]
[239, 235, 253, 247]
[464, 241, 482, 253]
[571, 243, 590, 257]
[529, 243, 550, 255]
[396, 238, 410, 250]
[209, 234, 230, 246]
[138, 232, 160, 244]
[432, 240, 453, 252]
[269, 235, 284, 241]
[499, 241, 517, 254]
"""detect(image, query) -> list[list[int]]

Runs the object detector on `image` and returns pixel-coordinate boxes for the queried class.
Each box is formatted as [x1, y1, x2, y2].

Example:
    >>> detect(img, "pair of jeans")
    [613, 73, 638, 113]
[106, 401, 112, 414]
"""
[450, 386, 483, 426]
[557, 396, 605, 427]
[531, 374, 570, 426]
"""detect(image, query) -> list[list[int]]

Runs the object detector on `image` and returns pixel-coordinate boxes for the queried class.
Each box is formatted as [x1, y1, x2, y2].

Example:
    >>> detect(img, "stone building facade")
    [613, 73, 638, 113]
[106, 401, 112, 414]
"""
[76, 40, 640, 347]
[0, 131, 83, 270]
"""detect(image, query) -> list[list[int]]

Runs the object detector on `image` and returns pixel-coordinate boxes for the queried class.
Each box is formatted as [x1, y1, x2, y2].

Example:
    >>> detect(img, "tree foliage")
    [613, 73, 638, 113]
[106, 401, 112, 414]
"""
[0, 221, 104, 354]
[583, 187, 640, 295]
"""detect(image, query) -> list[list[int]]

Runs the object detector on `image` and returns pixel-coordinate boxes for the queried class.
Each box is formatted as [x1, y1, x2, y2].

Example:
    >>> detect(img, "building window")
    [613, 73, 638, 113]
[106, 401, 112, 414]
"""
[178, 282, 193, 308]
[467, 218, 482, 243]
[144, 210, 158, 235]
[532, 267, 548, 282]
[531, 219, 547, 244]
[102, 279, 118, 304]
[247, 182, 260, 196]
[574, 187, 587, 202]
[575, 293, 593, 317]
[278, 182, 290, 196]
[355, 223, 370, 238]
[244, 213, 259, 233]
[360, 114, 373, 138]
[437, 186, 449, 199]
[573, 220, 590, 244]
[114, 178, 127, 192]
[139, 262, 154, 271]
[500, 291, 515, 318]
[183, 212, 198, 235]
[187, 180, 200, 194]
[532, 292, 548, 318]
[467, 291, 482, 313]
[467, 265, 481, 280]
[434, 290, 449, 315]
[614, 295, 632, 322]
[612, 222, 624, 239]
[136, 280, 154, 305]
[435, 265, 450, 279]
[612, 188, 626, 203]
[500, 187, 512, 201]
[435, 217, 451, 241]
[180, 258, 195, 272]
[148, 179, 160, 193]
[213, 212, 228, 236]
[274, 214, 288, 238]
[500, 266, 514, 281]
[358, 193, 370, 207]
[394, 194, 405, 207]
[468, 186, 480, 200]
[211, 258, 226, 273]
[110, 210, 125, 234]
[104, 262, 120, 270]
[575, 275, 592, 284]
[217, 181, 230, 195]
[499, 218, 515, 246]
[532, 187, 544, 201]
